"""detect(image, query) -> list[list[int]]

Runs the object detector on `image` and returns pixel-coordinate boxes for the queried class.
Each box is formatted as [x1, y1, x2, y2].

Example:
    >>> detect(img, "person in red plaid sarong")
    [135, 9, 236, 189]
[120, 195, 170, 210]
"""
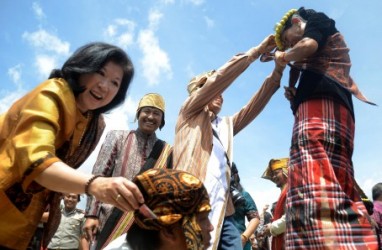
[273, 7, 379, 249]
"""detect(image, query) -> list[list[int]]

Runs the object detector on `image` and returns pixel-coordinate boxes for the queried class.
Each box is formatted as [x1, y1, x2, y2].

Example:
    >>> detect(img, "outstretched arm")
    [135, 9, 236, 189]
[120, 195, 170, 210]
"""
[35, 162, 144, 212]
[181, 35, 277, 119]
[275, 37, 318, 66]
[232, 61, 286, 135]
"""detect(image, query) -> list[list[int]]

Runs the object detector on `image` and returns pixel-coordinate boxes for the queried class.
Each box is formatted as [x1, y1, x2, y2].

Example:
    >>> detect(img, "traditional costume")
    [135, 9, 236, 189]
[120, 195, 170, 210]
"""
[275, 7, 378, 249]
[262, 158, 289, 250]
[174, 47, 281, 249]
[0, 79, 105, 249]
[85, 93, 172, 249]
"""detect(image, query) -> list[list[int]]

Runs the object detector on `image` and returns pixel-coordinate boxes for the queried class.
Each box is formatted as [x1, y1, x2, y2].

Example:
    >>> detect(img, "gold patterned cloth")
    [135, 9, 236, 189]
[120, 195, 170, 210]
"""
[136, 93, 165, 114]
[133, 168, 211, 250]
[261, 158, 289, 182]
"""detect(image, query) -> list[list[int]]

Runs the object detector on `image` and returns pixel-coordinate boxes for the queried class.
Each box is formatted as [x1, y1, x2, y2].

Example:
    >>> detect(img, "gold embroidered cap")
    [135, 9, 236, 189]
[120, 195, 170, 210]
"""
[136, 93, 165, 114]
[261, 158, 289, 182]
[187, 70, 216, 95]
[133, 168, 211, 250]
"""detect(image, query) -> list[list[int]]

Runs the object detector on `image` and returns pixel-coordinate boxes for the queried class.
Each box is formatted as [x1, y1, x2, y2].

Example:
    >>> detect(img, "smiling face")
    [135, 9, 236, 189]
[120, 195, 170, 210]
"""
[272, 168, 287, 188]
[207, 94, 223, 116]
[63, 193, 79, 211]
[76, 61, 123, 113]
[138, 106, 163, 135]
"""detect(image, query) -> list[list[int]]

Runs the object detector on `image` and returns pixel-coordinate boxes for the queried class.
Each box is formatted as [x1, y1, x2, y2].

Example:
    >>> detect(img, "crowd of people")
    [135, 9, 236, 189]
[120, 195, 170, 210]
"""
[0, 6, 381, 250]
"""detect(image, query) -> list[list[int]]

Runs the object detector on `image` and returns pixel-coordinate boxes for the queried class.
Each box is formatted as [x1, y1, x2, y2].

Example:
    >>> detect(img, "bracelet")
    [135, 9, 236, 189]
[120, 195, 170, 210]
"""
[85, 175, 102, 196]
[241, 234, 249, 242]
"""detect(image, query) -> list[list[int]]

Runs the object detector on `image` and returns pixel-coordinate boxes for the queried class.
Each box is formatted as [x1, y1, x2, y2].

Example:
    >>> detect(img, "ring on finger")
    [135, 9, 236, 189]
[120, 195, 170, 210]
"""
[115, 194, 121, 202]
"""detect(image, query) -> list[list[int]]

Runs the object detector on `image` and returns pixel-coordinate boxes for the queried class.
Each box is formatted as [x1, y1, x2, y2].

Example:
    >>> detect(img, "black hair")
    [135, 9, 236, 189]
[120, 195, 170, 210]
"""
[231, 162, 238, 175]
[283, 7, 317, 32]
[136, 109, 165, 130]
[126, 223, 161, 250]
[49, 42, 134, 114]
[372, 182, 382, 201]
[231, 162, 243, 192]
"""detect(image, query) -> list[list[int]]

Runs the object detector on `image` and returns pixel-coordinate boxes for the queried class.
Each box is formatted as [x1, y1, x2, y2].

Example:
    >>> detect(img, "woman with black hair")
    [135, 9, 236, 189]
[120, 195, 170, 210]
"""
[273, 7, 378, 249]
[0, 42, 145, 249]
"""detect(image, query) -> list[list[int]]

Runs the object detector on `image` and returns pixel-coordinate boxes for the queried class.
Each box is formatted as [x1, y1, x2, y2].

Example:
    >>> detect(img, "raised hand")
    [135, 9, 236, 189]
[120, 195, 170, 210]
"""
[257, 34, 277, 55]
[88, 176, 144, 213]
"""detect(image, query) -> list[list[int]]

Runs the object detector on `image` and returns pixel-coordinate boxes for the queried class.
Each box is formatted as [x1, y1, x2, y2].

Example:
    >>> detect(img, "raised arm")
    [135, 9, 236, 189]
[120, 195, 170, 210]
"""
[232, 61, 285, 135]
[182, 35, 277, 119]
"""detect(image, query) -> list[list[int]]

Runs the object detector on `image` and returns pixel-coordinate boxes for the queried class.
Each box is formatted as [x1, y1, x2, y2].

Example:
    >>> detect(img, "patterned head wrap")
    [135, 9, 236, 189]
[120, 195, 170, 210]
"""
[136, 93, 165, 114]
[133, 168, 211, 250]
[261, 158, 289, 182]
[187, 70, 216, 95]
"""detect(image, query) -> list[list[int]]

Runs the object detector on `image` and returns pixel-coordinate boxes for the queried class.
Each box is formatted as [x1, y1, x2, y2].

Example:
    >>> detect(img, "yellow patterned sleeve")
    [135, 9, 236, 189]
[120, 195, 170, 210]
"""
[0, 78, 77, 191]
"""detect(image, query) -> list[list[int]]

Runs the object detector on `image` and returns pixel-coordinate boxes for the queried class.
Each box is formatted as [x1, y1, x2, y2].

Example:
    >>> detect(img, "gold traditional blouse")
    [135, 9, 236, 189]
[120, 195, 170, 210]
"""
[0, 78, 91, 249]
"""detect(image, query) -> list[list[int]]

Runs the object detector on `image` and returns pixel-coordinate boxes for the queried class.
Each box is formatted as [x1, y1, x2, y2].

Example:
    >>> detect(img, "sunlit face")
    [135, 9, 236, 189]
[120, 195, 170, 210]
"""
[272, 168, 287, 188]
[138, 107, 163, 135]
[63, 193, 79, 210]
[76, 61, 123, 113]
[281, 21, 305, 49]
[196, 211, 214, 249]
[207, 94, 223, 115]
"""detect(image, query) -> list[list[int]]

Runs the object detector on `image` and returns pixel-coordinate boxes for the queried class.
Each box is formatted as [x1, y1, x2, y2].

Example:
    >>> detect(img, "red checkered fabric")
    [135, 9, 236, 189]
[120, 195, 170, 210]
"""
[286, 98, 378, 249]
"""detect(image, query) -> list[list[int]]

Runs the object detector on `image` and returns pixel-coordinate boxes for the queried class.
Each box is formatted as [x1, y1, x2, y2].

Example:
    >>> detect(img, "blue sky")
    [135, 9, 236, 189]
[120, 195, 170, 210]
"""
[1, 0, 381, 211]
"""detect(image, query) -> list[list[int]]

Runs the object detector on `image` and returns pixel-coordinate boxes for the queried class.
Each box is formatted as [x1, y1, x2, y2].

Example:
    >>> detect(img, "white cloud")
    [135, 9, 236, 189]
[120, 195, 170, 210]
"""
[8, 64, 23, 89]
[32, 2, 45, 20]
[148, 9, 163, 30]
[136, 9, 172, 86]
[22, 29, 70, 55]
[204, 16, 215, 28]
[35, 55, 57, 78]
[104, 95, 138, 130]
[104, 19, 136, 49]
[138, 30, 172, 86]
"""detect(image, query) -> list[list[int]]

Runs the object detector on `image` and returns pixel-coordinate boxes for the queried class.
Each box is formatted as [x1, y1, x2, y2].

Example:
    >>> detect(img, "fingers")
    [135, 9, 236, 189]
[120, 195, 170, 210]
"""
[83, 218, 99, 242]
[115, 179, 144, 211]
[283, 86, 296, 101]
[85, 227, 93, 242]
[274, 51, 287, 67]
[90, 177, 144, 212]
[259, 34, 277, 54]
[105, 177, 144, 212]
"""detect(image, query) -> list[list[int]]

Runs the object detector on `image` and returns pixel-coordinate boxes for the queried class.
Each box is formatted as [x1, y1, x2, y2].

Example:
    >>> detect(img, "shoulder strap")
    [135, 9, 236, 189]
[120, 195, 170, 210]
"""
[138, 139, 165, 174]
[212, 128, 231, 167]
[96, 139, 166, 250]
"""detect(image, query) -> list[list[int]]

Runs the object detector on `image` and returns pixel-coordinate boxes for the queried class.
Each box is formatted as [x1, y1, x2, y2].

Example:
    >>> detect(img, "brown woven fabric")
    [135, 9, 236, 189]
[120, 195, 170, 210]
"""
[133, 168, 211, 250]
[291, 32, 375, 105]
